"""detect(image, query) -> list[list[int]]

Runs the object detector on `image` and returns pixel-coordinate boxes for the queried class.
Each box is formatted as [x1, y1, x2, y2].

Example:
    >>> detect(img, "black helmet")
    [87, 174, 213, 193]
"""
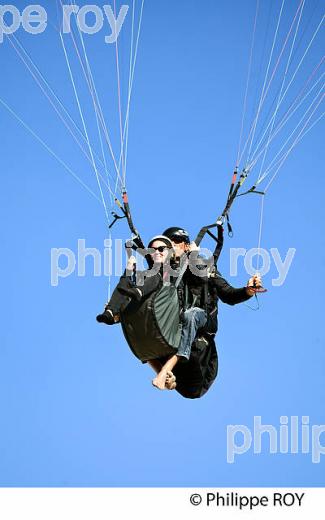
[162, 227, 190, 244]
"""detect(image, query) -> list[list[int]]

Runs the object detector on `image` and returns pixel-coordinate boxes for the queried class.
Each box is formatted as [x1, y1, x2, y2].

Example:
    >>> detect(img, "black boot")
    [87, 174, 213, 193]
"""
[96, 308, 117, 325]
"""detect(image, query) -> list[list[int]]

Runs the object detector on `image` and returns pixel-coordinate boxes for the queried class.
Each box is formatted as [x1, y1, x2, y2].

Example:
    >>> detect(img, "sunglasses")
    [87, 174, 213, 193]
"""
[170, 236, 187, 244]
[151, 246, 170, 252]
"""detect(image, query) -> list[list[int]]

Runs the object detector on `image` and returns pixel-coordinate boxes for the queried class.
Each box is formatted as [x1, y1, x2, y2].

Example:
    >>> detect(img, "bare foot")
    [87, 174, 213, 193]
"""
[152, 369, 168, 390]
[165, 371, 177, 390]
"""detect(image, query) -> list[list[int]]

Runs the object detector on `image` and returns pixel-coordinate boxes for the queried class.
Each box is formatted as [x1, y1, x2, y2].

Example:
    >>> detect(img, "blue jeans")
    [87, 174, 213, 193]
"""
[177, 307, 207, 360]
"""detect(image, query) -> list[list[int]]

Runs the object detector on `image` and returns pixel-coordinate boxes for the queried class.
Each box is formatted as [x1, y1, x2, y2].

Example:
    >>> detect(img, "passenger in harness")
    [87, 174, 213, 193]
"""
[97, 234, 180, 390]
[96, 235, 173, 326]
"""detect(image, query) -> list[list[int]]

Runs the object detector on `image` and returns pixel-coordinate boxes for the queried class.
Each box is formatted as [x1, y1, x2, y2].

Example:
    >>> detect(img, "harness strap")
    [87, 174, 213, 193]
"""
[122, 190, 145, 249]
[175, 257, 189, 289]
[194, 222, 224, 265]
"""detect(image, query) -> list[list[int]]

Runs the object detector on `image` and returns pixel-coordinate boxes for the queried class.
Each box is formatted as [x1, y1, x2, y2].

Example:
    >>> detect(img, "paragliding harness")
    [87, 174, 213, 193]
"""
[119, 254, 219, 399]
[109, 179, 254, 398]
[109, 190, 224, 398]
[108, 188, 228, 398]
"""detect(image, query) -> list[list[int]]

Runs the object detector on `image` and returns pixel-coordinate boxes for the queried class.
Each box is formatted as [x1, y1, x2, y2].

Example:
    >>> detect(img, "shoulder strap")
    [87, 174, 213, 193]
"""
[175, 257, 189, 289]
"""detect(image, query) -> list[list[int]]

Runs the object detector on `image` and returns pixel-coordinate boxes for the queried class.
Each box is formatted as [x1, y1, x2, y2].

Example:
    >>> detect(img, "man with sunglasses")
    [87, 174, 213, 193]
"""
[162, 226, 262, 336]
[159, 226, 262, 359]
[136, 226, 262, 391]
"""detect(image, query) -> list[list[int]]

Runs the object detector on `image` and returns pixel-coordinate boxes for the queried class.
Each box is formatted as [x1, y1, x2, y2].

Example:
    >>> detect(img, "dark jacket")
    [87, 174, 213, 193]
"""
[178, 263, 251, 334]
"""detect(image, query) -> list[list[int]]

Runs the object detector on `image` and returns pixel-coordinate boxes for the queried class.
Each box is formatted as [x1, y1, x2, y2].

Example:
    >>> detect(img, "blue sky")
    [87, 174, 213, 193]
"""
[0, 0, 324, 486]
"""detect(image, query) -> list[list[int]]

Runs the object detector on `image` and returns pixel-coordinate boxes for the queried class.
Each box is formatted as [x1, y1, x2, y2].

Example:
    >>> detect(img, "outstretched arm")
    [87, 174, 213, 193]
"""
[209, 271, 262, 305]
